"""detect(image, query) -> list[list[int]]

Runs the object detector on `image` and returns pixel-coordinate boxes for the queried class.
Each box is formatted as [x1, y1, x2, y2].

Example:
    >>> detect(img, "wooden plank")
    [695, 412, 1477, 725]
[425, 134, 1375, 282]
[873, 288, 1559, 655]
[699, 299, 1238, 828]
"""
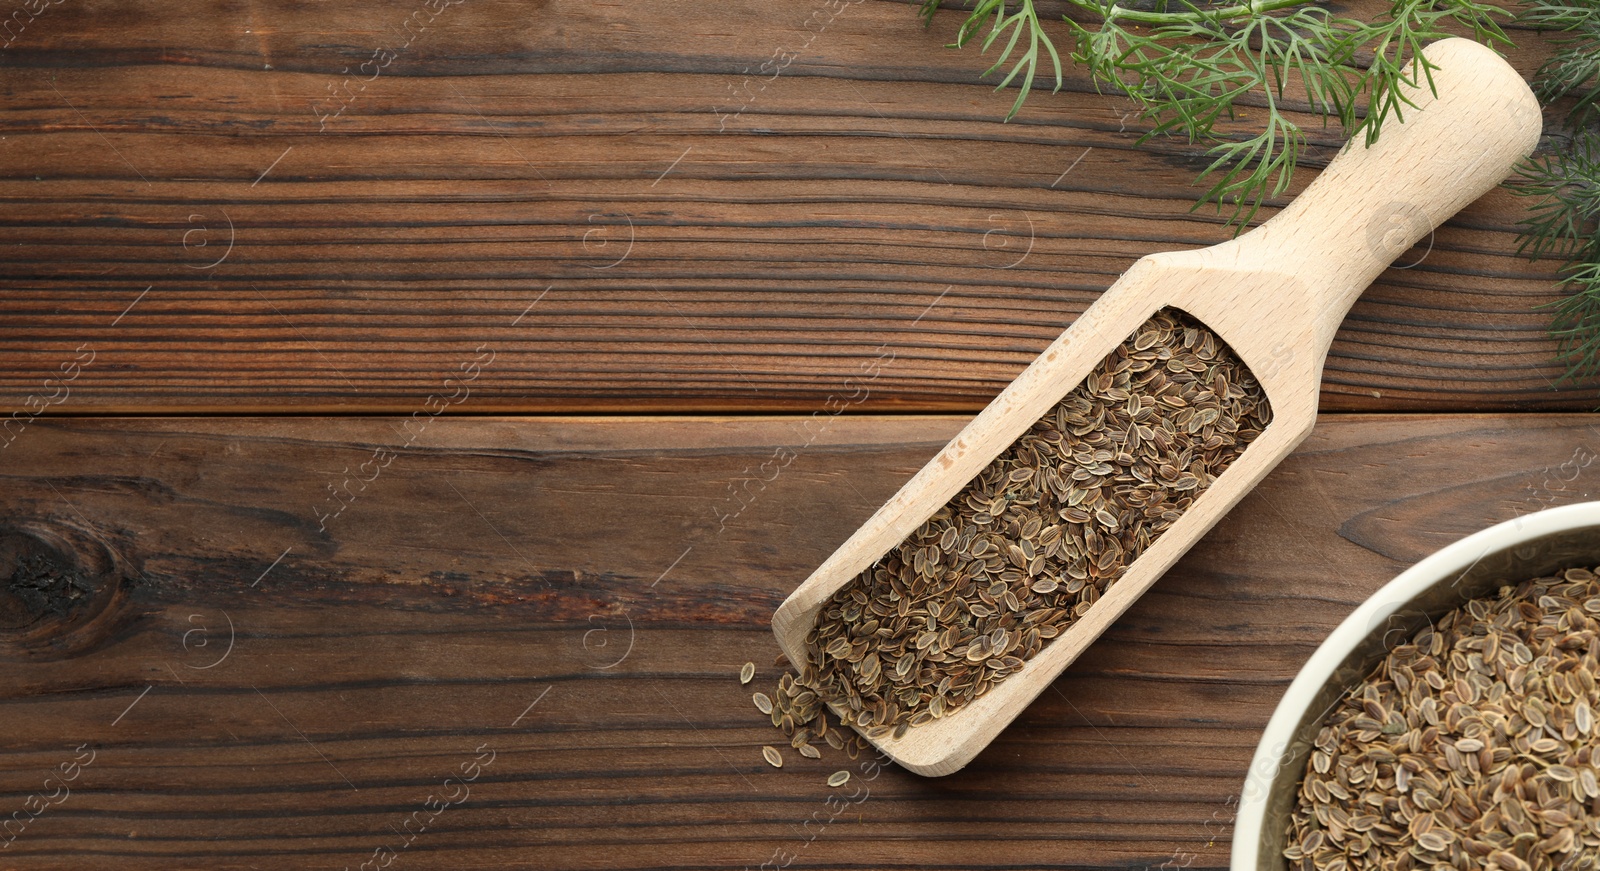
[1, 413, 1597, 868]
[0, 1, 1591, 415]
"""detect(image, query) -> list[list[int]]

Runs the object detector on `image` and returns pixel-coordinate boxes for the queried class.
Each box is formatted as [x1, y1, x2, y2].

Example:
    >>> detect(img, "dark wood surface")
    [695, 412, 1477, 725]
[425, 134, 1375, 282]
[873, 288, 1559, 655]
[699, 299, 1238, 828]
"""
[0, 0, 1593, 414]
[0, 414, 1595, 871]
[4, 2, 1600, 870]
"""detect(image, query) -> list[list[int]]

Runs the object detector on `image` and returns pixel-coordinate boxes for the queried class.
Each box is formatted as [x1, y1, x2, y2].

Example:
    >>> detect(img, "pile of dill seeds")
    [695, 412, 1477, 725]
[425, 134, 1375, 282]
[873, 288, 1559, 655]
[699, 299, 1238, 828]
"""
[795, 307, 1272, 741]
[1286, 566, 1600, 871]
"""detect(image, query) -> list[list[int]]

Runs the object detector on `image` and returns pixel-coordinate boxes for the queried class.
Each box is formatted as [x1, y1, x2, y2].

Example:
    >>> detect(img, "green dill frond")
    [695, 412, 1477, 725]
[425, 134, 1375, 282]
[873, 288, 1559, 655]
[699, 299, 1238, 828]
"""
[1068, 1, 1369, 225]
[1521, 0, 1600, 127]
[919, 0, 1600, 383]
[1549, 263, 1600, 382]
[1338, 0, 1513, 146]
[925, 0, 1065, 120]
[923, 0, 1512, 227]
[1515, 132, 1600, 262]
[1513, 130, 1600, 383]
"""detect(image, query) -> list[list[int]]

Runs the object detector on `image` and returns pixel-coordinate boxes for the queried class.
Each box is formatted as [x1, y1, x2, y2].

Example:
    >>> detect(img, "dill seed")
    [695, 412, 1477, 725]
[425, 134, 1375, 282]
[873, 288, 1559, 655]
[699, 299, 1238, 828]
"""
[827, 771, 850, 787]
[752, 692, 773, 715]
[740, 661, 756, 685]
[1414, 832, 1447, 853]
[762, 745, 783, 768]
[1286, 564, 1600, 871]
[755, 669, 881, 768]
[801, 308, 1270, 739]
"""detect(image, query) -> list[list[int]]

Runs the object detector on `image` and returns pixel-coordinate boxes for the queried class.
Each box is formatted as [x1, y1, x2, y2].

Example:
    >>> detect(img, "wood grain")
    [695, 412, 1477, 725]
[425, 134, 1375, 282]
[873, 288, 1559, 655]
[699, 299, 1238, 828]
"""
[0, 1, 1592, 416]
[1, 414, 1598, 868]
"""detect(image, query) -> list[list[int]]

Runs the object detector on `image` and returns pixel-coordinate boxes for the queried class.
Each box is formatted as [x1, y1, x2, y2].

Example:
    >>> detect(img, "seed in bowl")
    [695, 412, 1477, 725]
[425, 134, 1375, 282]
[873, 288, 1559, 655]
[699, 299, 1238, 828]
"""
[802, 308, 1271, 739]
[1285, 565, 1600, 871]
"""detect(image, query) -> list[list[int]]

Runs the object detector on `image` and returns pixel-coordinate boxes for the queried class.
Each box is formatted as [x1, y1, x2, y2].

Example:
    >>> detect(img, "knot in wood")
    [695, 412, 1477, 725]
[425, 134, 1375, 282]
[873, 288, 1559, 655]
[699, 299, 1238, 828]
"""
[0, 520, 130, 659]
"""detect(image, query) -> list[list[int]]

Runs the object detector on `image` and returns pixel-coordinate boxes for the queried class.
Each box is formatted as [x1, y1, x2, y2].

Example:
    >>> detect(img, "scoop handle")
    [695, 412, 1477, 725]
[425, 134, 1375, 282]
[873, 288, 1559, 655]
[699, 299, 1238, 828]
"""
[1225, 37, 1541, 346]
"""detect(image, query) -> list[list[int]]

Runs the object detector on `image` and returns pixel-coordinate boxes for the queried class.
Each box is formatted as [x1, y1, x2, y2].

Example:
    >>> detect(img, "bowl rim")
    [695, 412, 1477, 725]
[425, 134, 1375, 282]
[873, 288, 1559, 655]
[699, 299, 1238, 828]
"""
[1230, 500, 1600, 870]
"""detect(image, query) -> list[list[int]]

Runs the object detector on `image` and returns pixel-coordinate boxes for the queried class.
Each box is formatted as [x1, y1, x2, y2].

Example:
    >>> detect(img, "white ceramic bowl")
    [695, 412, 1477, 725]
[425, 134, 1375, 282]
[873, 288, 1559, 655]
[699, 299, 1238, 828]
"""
[1231, 501, 1600, 870]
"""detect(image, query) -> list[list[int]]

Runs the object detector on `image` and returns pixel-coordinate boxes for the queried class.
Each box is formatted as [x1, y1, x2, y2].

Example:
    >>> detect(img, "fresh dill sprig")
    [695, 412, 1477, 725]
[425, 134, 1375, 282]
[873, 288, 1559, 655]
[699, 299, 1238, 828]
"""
[1064, 2, 1350, 225]
[1513, 131, 1600, 383]
[1522, 0, 1600, 127]
[921, 0, 1510, 226]
[928, 0, 1066, 119]
[1514, 0, 1600, 384]
[921, 0, 1600, 382]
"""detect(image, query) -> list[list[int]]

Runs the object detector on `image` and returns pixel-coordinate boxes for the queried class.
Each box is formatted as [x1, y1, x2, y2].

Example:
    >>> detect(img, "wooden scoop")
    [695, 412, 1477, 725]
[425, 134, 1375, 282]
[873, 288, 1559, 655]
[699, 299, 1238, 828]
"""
[772, 37, 1542, 777]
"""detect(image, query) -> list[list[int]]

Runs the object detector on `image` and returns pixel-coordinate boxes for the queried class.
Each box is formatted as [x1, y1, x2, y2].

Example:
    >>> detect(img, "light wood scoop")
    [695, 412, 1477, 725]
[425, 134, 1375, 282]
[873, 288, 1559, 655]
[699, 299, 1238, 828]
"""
[772, 38, 1542, 777]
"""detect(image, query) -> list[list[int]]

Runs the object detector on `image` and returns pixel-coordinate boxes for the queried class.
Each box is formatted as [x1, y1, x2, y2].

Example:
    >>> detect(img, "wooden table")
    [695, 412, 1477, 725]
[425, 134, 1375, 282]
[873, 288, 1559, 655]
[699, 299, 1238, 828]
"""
[2, 2, 1595, 869]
